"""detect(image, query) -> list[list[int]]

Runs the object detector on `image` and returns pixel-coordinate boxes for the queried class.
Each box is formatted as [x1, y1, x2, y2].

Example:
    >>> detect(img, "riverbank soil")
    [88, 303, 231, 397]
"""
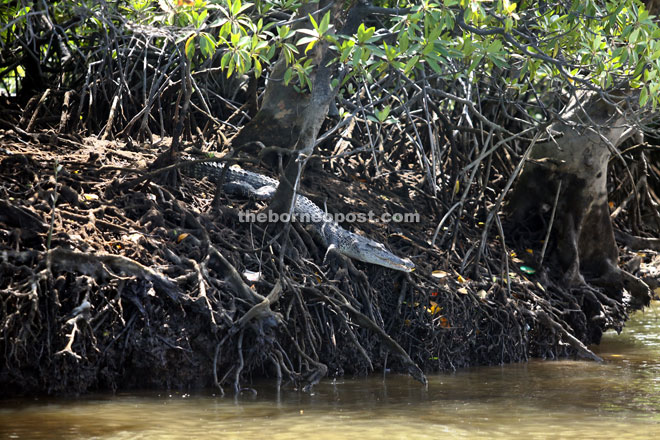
[1, 124, 658, 395]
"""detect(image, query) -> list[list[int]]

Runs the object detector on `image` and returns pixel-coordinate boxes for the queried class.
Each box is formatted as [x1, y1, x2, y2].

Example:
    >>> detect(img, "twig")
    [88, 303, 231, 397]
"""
[540, 179, 562, 266]
[46, 161, 61, 250]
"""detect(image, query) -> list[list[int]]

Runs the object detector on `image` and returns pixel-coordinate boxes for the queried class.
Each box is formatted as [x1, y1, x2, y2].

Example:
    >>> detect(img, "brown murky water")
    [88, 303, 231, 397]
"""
[1, 302, 659, 439]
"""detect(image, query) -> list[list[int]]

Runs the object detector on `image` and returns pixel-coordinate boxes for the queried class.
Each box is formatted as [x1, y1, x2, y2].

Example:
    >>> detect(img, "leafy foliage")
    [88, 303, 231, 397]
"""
[3, 0, 659, 109]
[167, 0, 660, 109]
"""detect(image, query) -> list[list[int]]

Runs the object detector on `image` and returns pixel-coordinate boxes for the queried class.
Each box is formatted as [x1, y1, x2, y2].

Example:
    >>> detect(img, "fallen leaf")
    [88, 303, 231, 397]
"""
[243, 270, 261, 282]
[122, 233, 142, 243]
[457, 287, 468, 295]
[427, 301, 442, 315]
[177, 232, 189, 243]
[432, 270, 448, 279]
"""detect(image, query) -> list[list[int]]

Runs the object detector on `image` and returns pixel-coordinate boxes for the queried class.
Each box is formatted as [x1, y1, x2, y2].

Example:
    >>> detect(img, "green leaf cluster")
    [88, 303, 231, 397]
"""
[3, 0, 659, 109]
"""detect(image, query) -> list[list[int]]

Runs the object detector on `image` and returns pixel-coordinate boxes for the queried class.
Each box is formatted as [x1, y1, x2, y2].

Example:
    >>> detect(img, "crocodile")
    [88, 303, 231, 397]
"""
[181, 159, 415, 272]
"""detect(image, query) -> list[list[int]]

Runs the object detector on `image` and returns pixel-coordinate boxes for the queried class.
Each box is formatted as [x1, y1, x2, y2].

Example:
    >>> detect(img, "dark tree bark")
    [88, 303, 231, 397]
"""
[508, 93, 652, 311]
[229, 1, 374, 214]
[229, 2, 321, 151]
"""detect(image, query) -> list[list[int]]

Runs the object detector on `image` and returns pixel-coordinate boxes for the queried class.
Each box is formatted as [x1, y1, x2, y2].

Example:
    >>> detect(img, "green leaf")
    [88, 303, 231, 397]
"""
[278, 25, 291, 39]
[309, 13, 319, 31]
[304, 39, 317, 54]
[357, 23, 375, 44]
[237, 0, 253, 14]
[340, 43, 353, 63]
[185, 35, 195, 60]
[199, 33, 216, 58]
[220, 51, 231, 69]
[227, 58, 235, 78]
[491, 55, 508, 69]
[630, 28, 640, 43]
[404, 55, 420, 74]
[504, 17, 513, 32]
[254, 58, 262, 78]
[487, 40, 502, 55]
[353, 47, 362, 68]
[399, 32, 409, 53]
[375, 105, 391, 122]
[426, 57, 443, 74]
[319, 10, 331, 34]
[465, 55, 483, 76]
[283, 67, 293, 85]
[231, 0, 241, 16]
[197, 9, 208, 28]
[639, 86, 649, 107]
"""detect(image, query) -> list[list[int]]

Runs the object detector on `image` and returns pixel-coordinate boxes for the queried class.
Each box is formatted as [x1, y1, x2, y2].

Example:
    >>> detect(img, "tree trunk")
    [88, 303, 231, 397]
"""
[229, 1, 371, 214]
[229, 2, 320, 151]
[508, 94, 651, 315]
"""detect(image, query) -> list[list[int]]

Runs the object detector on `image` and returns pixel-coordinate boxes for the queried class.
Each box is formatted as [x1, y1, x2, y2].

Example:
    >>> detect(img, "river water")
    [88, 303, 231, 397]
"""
[1, 302, 659, 439]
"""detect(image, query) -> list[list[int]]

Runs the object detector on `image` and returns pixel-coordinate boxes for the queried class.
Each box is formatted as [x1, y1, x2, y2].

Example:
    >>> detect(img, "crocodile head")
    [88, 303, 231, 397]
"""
[342, 235, 415, 273]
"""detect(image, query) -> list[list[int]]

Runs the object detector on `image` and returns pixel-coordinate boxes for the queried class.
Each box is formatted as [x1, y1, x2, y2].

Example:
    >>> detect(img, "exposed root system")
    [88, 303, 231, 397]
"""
[1, 128, 657, 396]
[1, 2, 659, 396]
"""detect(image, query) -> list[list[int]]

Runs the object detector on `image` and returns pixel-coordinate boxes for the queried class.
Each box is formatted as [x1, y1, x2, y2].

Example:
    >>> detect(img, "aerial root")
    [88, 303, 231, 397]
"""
[47, 247, 182, 301]
[55, 301, 92, 360]
[231, 281, 283, 333]
[304, 285, 427, 385]
[534, 310, 602, 363]
[2, 132, 656, 395]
